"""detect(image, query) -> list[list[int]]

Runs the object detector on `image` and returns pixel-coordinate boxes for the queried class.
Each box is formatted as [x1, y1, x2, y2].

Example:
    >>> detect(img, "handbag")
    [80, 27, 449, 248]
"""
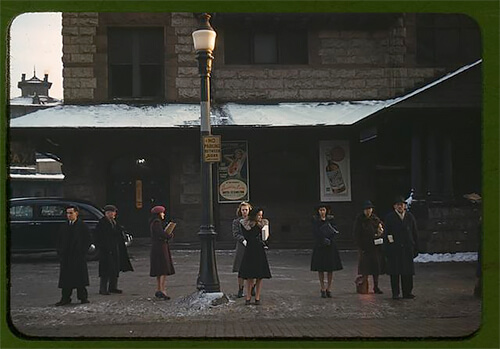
[355, 275, 369, 294]
[319, 222, 339, 238]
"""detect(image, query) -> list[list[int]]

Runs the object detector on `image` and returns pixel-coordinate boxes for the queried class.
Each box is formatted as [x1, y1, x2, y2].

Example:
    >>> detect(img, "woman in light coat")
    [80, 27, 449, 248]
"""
[231, 201, 252, 298]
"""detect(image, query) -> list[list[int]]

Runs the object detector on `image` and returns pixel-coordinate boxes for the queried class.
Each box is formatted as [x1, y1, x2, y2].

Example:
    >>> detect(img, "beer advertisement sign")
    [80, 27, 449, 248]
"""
[217, 141, 249, 203]
[319, 140, 351, 202]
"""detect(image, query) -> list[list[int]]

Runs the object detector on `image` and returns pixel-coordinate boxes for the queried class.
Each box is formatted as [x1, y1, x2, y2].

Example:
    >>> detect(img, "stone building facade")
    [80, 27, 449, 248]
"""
[11, 12, 482, 252]
[61, 12, 466, 104]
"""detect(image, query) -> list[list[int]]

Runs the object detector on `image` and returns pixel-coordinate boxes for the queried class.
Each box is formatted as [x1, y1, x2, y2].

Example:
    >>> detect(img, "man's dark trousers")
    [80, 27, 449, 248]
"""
[61, 287, 88, 301]
[390, 274, 413, 297]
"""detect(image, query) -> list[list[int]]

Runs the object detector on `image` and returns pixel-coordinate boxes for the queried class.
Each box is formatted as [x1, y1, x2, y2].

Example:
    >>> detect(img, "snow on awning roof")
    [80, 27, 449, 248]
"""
[10, 60, 481, 129]
[222, 101, 389, 126]
[9, 101, 391, 128]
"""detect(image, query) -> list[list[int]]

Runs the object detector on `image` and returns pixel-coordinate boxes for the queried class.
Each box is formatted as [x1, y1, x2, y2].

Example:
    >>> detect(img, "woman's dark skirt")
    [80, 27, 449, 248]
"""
[310, 243, 343, 272]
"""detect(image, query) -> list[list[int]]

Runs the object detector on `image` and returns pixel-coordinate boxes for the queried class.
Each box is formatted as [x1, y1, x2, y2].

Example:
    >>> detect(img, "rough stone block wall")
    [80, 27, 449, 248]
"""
[207, 15, 444, 103]
[211, 66, 442, 103]
[61, 12, 448, 104]
[172, 13, 201, 101]
[62, 13, 98, 102]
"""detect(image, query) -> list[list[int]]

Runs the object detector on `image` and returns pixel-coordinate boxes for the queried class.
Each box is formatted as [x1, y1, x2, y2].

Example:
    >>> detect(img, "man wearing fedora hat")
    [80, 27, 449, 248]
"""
[383, 196, 419, 300]
[94, 204, 133, 295]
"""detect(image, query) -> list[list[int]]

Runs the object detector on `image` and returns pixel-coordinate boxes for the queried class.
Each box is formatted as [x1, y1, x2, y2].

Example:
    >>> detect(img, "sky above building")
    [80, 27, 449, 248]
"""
[9, 12, 63, 100]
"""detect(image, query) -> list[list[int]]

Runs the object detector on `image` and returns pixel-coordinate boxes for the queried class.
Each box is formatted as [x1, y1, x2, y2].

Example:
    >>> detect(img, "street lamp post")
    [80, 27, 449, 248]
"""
[192, 13, 220, 293]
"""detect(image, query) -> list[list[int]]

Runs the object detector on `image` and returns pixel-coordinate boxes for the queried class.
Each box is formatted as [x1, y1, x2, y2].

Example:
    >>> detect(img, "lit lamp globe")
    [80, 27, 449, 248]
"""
[192, 14, 217, 52]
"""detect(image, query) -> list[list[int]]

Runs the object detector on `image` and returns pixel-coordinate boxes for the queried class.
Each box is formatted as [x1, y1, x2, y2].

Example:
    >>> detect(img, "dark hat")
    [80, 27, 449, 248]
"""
[103, 204, 117, 212]
[151, 205, 166, 214]
[393, 196, 406, 205]
[362, 200, 374, 209]
[315, 203, 331, 213]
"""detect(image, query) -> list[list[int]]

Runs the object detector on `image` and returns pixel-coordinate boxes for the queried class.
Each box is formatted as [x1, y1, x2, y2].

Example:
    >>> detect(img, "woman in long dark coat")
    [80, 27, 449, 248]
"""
[353, 200, 385, 294]
[232, 201, 253, 298]
[95, 204, 133, 295]
[149, 205, 175, 300]
[238, 207, 271, 305]
[311, 204, 343, 298]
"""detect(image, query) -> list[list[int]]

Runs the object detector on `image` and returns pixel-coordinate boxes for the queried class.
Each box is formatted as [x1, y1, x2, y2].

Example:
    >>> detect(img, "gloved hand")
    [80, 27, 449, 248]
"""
[242, 240, 247, 247]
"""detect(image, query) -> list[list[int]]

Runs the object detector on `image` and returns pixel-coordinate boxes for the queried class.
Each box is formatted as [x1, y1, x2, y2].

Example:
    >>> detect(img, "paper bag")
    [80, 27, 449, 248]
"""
[261, 224, 270, 241]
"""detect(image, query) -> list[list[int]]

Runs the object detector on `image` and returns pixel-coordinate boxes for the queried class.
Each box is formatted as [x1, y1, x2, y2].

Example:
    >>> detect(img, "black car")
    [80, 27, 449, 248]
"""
[9, 197, 133, 260]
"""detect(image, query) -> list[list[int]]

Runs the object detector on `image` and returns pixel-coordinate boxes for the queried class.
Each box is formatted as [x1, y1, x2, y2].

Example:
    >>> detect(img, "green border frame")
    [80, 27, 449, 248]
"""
[1, 1, 498, 348]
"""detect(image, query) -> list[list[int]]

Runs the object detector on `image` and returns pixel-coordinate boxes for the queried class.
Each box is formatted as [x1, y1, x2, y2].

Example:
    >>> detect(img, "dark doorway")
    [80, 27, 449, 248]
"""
[375, 167, 411, 220]
[108, 156, 169, 237]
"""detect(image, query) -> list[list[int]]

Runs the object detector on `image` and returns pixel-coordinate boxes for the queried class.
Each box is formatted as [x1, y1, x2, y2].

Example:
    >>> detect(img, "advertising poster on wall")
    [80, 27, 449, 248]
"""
[217, 141, 249, 203]
[319, 140, 351, 202]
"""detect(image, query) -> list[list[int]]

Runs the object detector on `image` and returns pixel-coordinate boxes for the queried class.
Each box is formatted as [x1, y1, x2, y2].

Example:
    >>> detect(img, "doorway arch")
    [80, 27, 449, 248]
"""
[108, 155, 169, 237]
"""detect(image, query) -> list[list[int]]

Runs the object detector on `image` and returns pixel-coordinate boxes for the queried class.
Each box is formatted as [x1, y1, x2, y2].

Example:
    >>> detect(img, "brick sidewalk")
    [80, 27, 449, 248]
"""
[19, 316, 480, 339]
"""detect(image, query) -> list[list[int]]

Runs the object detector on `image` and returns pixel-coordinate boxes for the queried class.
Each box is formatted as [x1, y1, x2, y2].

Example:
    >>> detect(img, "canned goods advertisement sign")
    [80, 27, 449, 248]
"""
[217, 141, 249, 203]
[319, 140, 351, 202]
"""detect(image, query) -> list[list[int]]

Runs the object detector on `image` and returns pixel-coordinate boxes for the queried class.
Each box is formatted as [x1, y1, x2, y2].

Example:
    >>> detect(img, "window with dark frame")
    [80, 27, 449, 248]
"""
[224, 25, 308, 65]
[416, 14, 481, 66]
[108, 27, 164, 100]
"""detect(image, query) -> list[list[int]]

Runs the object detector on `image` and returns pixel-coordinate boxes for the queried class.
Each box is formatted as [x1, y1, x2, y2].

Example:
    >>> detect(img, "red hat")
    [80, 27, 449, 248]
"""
[151, 205, 166, 214]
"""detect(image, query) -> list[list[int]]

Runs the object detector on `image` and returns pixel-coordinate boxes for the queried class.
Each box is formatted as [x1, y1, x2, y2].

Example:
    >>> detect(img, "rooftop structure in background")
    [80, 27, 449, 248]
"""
[10, 69, 62, 118]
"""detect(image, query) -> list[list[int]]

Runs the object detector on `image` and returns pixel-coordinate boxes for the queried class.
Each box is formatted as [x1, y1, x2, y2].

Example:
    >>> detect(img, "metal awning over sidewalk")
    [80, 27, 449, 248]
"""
[9, 60, 481, 129]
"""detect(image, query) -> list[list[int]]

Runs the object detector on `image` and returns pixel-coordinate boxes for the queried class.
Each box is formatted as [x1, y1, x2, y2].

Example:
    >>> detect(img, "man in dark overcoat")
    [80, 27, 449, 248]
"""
[95, 204, 133, 295]
[55, 205, 91, 306]
[383, 197, 419, 300]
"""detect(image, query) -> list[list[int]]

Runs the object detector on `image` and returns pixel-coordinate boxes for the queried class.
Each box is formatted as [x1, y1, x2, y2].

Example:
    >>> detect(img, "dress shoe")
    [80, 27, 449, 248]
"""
[155, 291, 170, 300]
[237, 287, 244, 298]
[109, 289, 123, 294]
[326, 290, 332, 298]
[374, 288, 383, 294]
[255, 299, 261, 305]
[402, 294, 416, 299]
[80, 299, 90, 304]
[245, 299, 251, 305]
[99, 290, 110, 295]
[55, 299, 71, 306]
[321, 290, 327, 298]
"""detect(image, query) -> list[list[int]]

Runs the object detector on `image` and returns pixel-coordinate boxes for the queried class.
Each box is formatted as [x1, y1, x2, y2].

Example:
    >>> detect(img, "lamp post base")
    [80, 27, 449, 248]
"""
[197, 227, 220, 293]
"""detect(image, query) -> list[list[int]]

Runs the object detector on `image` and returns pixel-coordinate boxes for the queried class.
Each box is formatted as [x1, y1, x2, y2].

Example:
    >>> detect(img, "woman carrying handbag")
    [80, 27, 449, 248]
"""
[352, 200, 386, 294]
[310, 204, 343, 298]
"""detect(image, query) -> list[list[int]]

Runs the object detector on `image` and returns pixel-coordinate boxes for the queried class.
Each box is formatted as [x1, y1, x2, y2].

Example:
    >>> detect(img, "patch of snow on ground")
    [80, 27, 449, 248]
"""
[172, 291, 231, 316]
[414, 252, 478, 263]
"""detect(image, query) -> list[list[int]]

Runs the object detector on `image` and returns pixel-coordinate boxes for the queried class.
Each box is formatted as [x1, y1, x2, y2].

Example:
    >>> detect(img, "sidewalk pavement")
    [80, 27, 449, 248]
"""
[8, 244, 481, 340]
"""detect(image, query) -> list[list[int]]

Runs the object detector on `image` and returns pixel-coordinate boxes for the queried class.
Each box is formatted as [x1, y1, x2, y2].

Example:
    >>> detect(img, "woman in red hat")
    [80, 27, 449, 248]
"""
[149, 205, 175, 300]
